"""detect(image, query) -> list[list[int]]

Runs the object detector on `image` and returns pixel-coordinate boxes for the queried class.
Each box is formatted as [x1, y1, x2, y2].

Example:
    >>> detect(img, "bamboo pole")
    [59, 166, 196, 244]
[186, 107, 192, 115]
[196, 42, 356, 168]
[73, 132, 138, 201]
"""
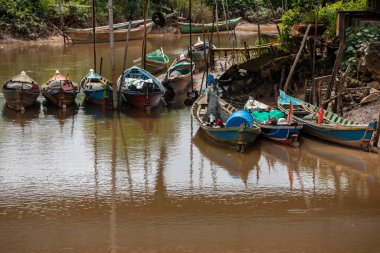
[283, 24, 311, 92]
[99, 56, 103, 75]
[108, 0, 117, 109]
[92, 0, 97, 72]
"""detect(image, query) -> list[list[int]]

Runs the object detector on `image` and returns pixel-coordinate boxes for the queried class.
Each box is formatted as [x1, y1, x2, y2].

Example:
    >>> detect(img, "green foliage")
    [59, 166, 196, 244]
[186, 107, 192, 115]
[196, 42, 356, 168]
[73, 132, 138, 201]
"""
[279, 0, 368, 51]
[341, 24, 380, 75]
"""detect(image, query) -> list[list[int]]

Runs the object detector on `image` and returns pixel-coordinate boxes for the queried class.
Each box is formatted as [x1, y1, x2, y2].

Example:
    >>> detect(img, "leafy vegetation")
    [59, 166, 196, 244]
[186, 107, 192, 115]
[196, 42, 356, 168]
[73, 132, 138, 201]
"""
[341, 24, 380, 76]
[279, 0, 367, 51]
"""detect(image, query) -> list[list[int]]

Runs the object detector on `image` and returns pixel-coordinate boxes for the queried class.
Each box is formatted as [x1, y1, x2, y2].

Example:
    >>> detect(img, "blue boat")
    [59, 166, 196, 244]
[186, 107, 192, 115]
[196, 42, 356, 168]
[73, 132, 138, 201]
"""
[244, 97, 303, 147]
[277, 90, 377, 150]
[191, 89, 261, 152]
[80, 69, 112, 105]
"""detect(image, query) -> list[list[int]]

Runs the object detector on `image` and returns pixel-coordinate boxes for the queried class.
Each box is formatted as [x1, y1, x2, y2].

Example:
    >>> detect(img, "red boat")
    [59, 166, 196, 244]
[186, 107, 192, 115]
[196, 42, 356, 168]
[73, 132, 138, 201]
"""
[42, 70, 80, 109]
[117, 66, 165, 109]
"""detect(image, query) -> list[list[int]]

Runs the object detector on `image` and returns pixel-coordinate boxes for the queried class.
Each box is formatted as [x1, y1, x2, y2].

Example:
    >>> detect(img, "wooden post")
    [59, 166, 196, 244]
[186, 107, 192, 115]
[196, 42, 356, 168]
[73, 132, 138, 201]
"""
[373, 114, 380, 148]
[189, 0, 194, 91]
[92, 0, 97, 72]
[283, 24, 311, 92]
[108, 0, 117, 109]
[99, 57, 103, 75]
[244, 42, 250, 60]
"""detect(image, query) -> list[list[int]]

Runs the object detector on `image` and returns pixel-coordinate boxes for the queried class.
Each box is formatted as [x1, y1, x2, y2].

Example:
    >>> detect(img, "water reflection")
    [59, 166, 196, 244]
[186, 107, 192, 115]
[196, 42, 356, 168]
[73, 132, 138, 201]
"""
[193, 130, 261, 184]
[2, 101, 41, 127]
[1, 33, 380, 252]
[42, 102, 79, 127]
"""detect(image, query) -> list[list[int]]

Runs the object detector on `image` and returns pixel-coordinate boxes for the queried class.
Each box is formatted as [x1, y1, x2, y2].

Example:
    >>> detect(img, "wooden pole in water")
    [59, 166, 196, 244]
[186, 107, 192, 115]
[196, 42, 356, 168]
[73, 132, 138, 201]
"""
[118, 19, 133, 108]
[221, 0, 230, 44]
[58, 0, 65, 44]
[283, 24, 311, 92]
[189, 0, 194, 91]
[214, 0, 221, 50]
[92, 0, 97, 72]
[255, 0, 262, 45]
[99, 56, 103, 75]
[108, 0, 117, 109]
[142, 0, 149, 70]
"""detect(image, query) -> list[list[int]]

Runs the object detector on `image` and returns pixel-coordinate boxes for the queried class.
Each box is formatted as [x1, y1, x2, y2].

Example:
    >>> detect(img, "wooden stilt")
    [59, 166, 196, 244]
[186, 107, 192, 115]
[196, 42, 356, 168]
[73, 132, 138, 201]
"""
[283, 24, 311, 92]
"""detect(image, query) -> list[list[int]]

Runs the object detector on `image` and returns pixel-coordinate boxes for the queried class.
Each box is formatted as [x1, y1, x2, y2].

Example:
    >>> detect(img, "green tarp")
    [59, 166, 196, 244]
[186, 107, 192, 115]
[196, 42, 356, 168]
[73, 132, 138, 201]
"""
[249, 109, 286, 123]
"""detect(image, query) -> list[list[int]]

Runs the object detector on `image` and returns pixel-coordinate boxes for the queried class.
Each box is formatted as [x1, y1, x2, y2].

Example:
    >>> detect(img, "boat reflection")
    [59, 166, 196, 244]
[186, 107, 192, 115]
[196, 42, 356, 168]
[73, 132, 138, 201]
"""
[42, 102, 79, 126]
[81, 100, 114, 120]
[2, 101, 41, 127]
[193, 129, 261, 184]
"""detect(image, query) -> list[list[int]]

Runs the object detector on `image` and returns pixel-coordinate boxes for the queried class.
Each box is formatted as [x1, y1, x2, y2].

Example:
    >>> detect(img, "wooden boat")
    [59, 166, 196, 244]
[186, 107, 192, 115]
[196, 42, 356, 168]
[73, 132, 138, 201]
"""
[144, 48, 170, 73]
[191, 89, 261, 152]
[2, 71, 40, 111]
[277, 90, 377, 150]
[177, 17, 241, 34]
[42, 70, 80, 109]
[187, 37, 216, 70]
[117, 66, 165, 109]
[244, 97, 303, 146]
[80, 69, 112, 105]
[66, 19, 147, 32]
[164, 54, 195, 95]
[66, 21, 154, 44]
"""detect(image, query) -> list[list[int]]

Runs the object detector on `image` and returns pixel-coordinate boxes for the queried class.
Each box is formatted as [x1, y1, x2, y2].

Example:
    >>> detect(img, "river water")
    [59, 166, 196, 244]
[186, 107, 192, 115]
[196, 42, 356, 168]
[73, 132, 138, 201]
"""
[1, 33, 380, 253]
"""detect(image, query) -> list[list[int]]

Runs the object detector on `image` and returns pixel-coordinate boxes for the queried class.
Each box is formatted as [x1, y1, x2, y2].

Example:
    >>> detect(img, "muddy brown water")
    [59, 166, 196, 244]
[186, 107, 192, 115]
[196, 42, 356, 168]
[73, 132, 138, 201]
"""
[1, 33, 380, 253]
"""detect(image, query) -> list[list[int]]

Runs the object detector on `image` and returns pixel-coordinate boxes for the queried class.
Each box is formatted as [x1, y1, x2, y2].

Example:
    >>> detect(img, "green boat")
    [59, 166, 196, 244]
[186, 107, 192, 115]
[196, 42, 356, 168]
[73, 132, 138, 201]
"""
[145, 48, 170, 73]
[177, 17, 242, 34]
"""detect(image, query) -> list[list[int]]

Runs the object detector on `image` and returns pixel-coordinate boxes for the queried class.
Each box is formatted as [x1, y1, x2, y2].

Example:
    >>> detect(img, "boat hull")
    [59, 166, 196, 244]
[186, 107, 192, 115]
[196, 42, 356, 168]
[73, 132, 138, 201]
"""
[200, 125, 261, 150]
[42, 89, 78, 109]
[122, 91, 164, 109]
[66, 22, 154, 44]
[2, 89, 39, 111]
[178, 17, 241, 34]
[168, 75, 191, 94]
[260, 125, 302, 146]
[83, 89, 113, 105]
[145, 59, 168, 73]
[302, 122, 376, 149]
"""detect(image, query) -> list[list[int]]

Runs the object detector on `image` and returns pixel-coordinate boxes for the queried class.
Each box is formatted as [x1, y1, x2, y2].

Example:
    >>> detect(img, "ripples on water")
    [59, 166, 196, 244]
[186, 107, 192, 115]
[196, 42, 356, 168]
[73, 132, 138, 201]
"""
[1, 35, 380, 252]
